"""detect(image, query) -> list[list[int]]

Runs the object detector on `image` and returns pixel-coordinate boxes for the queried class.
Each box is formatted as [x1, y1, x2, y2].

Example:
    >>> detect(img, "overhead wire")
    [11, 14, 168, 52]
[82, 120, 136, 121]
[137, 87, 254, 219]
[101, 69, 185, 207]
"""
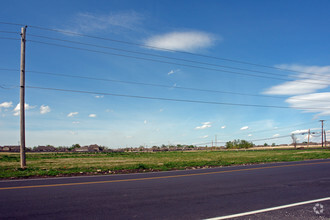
[1, 68, 330, 104]
[26, 85, 330, 111]
[27, 33, 328, 81]
[195, 134, 293, 146]
[0, 30, 20, 34]
[0, 37, 20, 41]
[0, 21, 328, 77]
[25, 24, 330, 77]
[27, 39, 330, 86]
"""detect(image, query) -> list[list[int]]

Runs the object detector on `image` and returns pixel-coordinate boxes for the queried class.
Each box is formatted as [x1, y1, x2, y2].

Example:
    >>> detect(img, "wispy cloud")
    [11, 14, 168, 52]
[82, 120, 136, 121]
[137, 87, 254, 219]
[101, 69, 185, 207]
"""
[61, 11, 144, 34]
[13, 103, 35, 116]
[95, 95, 104, 99]
[168, 69, 180, 75]
[291, 129, 309, 134]
[145, 31, 217, 52]
[221, 125, 226, 129]
[67, 112, 79, 117]
[202, 135, 209, 139]
[89, 114, 97, 118]
[263, 65, 330, 95]
[263, 64, 330, 116]
[273, 134, 280, 137]
[0, 101, 12, 109]
[195, 122, 212, 130]
[248, 134, 252, 137]
[286, 92, 330, 117]
[40, 105, 51, 114]
[240, 126, 249, 130]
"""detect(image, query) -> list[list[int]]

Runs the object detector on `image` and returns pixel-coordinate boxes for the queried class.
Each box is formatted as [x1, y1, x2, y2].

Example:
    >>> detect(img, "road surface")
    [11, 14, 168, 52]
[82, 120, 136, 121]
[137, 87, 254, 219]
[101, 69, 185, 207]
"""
[0, 159, 329, 219]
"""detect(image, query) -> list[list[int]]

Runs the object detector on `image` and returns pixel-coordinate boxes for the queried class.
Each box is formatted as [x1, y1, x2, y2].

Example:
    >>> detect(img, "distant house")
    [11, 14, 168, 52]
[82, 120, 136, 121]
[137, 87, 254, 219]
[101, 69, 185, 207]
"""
[74, 146, 89, 152]
[34, 145, 56, 152]
[88, 144, 102, 152]
[1, 146, 20, 152]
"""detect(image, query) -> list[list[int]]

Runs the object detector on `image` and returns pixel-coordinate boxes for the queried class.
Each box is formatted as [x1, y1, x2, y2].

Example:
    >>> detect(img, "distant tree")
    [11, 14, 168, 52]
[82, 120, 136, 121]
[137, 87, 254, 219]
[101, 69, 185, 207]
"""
[226, 139, 253, 149]
[291, 134, 297, 148]
[69, 144, 81, 151]
[264, 143, 268, 146]
[271, 143, 276, 147]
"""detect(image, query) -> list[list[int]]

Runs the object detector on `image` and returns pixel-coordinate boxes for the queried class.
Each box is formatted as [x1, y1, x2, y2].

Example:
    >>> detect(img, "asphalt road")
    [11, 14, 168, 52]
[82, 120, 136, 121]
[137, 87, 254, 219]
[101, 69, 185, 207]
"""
[0, 159, 329, 219]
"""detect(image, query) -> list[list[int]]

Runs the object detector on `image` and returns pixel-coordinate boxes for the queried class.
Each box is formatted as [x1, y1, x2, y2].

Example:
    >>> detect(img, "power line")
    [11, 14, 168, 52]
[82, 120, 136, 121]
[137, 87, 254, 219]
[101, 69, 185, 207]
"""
[26, 85, 330, 111]
[25, 24, 330, 77]
[0, 21, 328, 77]
[219, 121, 324, 139]
[0, 37, 20, 40]
[26, 71, 330, 103]
[27, 39, 291, 82]
[0, 30, 20, 34]
[28, 33, 328, 81]
[195, 134, 292, 146]
[1, 68, 330, 104]
[0, 84, 19, 90]
[27, 39, 330, 86]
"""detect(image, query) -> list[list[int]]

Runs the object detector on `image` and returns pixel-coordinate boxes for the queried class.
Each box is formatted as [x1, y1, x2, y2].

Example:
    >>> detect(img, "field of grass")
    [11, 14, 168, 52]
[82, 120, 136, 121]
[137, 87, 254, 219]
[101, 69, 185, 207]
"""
[0, 148, 329, 179]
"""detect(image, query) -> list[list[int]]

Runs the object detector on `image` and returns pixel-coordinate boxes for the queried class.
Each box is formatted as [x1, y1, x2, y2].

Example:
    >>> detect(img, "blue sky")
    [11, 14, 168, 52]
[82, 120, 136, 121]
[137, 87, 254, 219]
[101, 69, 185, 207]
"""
[0, 0, 330, 147]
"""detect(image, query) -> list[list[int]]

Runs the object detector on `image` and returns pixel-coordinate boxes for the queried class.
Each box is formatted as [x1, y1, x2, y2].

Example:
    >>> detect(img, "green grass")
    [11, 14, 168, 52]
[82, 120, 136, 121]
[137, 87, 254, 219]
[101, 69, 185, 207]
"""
[0, 148, 329, 179]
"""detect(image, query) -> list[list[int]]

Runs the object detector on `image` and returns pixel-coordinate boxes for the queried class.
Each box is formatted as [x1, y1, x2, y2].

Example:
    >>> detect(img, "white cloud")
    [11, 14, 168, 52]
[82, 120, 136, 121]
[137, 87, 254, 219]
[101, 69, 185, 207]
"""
[89, 114, 97, 118]
[263, 65, 330, 95]
[40, 105, 51, 114]
[221, 125, 226, 129]
[263, 64, 330, 116]
[0, 101, 12, 108]
[144, 120, 147, 124]
[95, 95, 104, 99]
[62, 11, 144, 34]
[240, 126, 249, 130]
[145, 31, 217, 52]
[168, 69, 180, 75]
[72, 121, 80, 124]
[248, 134, 252, 137]
[195, 122, 212, 130]
[291, 129, 309, 135]
[13, 103, 35, 116]
[67, 112, 79, 117]
[286, 92, 330, 116]
[263, 79, 326, 95]
[273, 134, 280, 137]
[202, 135, 209, 139]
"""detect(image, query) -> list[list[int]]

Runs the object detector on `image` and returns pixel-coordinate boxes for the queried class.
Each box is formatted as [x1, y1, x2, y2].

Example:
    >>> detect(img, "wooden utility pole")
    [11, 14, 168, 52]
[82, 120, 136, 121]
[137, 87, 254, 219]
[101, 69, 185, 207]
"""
[320, 120, 325, 148]
[215, 135, 217, 147]
[307, 129, 310, 148]
[20, 26, 27, 168]
[324, 130, 327, 147]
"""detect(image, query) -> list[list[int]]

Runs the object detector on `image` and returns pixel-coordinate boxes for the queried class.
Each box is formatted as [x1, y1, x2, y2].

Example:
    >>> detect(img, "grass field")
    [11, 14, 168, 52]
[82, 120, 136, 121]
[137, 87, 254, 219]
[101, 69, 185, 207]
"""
[0, 148, 329, 179]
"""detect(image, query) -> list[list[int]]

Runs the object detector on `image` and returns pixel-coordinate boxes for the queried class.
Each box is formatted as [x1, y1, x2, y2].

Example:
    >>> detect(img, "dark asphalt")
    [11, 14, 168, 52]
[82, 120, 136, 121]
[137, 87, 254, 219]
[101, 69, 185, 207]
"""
[0, 159, 329, 219]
